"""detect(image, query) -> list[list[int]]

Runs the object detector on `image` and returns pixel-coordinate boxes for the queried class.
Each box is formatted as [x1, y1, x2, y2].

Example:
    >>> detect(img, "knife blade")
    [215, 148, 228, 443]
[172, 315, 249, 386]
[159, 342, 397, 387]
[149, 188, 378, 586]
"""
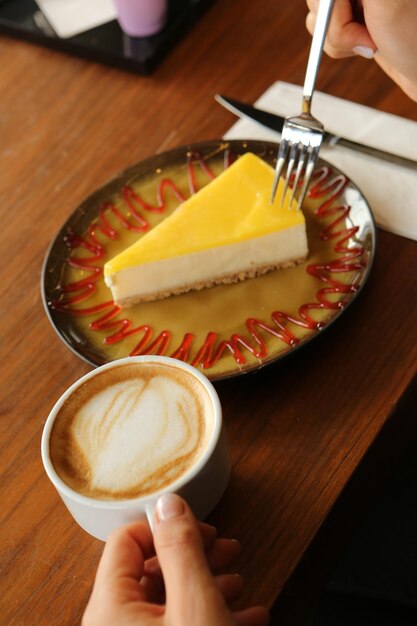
[215, 94, 417, 171]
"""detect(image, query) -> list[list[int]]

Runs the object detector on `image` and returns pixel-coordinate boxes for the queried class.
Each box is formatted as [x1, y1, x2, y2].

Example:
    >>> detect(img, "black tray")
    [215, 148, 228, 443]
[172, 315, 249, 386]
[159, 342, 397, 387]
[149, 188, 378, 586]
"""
[0, 0, 215, 74]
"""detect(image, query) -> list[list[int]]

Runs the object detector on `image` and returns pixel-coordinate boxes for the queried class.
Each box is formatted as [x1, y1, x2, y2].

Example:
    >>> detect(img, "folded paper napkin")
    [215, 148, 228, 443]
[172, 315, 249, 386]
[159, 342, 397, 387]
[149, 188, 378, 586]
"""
[224, 81, 417, 241]
[36, 0, 116, 39]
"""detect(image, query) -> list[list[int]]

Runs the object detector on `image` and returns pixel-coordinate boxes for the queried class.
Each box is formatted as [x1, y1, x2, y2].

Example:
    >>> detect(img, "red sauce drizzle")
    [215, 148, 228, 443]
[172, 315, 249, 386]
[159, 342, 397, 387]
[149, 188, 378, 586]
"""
[51, 153, 367, 370]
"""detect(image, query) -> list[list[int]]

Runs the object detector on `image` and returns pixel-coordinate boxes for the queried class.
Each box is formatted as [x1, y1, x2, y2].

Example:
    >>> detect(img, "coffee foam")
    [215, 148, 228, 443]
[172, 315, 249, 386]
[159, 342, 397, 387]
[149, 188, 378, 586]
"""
[49, 362, 214, 500]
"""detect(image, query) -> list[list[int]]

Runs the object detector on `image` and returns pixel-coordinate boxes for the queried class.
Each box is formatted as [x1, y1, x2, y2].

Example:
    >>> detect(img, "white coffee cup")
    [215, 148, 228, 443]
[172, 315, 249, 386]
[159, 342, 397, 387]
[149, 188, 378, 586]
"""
[41, 356, 230, 541]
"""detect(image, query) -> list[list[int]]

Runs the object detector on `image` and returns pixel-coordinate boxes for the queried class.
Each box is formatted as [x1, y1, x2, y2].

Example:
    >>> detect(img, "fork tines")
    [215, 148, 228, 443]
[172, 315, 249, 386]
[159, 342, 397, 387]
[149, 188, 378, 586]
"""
[271, 114, 324, 210]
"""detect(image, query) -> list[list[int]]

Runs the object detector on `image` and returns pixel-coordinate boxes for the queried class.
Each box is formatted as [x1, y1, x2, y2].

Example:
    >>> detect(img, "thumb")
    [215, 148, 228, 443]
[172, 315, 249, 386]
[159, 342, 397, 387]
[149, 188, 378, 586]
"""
[153, 494, 232, 624]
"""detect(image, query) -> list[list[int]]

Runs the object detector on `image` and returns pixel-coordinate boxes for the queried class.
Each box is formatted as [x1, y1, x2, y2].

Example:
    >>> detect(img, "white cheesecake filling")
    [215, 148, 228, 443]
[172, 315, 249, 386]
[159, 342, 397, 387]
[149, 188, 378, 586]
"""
[104, 225, 308, 304]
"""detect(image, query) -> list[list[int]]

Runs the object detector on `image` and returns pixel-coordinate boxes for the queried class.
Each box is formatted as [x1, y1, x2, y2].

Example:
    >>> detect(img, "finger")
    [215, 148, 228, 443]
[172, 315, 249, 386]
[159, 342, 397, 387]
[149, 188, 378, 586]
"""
[306, 11, 352, 57]
[139, 574, 165, 605]
[199, 521, 218, 544]
[326, 21, 375, 58]
[306, 0, 376, 59]
[154, 494, 232, 621]
[306, 0, 319, 11]
[139, 534, 240, 604]
[143, 535, 240, 580]
[206, 537, 241, 571]
[93, 521, 155, 603]
[233, 606, 270, 626]
[215, 573, 243, 604]
[141, 568, 244, 607]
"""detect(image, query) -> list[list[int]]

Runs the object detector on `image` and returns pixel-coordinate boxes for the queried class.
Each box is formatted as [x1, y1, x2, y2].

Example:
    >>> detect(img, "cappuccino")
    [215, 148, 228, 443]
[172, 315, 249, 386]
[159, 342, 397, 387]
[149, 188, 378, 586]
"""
[49, 361, 214, 500]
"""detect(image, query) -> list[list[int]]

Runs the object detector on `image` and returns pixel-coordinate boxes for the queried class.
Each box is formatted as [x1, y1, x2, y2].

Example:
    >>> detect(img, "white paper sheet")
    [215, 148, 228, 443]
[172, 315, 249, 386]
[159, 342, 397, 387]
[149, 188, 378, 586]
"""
[35, 0, 117, 39]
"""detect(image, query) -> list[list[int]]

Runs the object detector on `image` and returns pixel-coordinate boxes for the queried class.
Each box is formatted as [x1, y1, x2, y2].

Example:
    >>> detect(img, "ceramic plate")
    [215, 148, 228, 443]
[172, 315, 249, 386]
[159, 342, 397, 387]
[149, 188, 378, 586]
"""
[42, 140, 376, 380]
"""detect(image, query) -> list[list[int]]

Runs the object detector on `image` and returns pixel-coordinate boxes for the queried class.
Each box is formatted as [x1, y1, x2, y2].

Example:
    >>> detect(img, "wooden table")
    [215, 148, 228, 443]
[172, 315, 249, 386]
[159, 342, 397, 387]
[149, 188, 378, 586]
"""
[1, 1, 416, 624]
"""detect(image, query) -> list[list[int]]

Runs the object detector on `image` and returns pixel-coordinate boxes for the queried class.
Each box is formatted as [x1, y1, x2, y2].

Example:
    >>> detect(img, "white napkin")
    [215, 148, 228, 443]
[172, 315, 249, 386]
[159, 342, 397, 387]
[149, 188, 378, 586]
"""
[36, 0, 117, 39]
[224, 82, 417, 241]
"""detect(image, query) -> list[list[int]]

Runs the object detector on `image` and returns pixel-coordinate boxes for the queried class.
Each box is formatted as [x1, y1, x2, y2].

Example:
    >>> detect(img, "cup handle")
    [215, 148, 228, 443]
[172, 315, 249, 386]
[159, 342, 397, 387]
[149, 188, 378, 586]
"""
[145, 500, 157, 532]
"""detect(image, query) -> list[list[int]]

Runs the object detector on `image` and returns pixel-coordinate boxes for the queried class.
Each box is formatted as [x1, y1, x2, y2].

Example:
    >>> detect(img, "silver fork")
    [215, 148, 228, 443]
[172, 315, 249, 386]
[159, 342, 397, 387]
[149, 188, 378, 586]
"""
[271, 0, 334, 208]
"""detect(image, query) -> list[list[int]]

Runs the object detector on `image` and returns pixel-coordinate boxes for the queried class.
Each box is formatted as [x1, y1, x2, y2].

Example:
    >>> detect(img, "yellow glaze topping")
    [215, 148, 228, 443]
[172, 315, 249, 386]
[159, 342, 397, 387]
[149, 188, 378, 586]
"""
[104, 153, 305, 275]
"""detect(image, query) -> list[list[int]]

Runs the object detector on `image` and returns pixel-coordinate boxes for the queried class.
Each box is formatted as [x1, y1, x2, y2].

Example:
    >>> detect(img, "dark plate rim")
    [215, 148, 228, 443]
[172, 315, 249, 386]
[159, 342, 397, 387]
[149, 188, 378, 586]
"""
[41, 138, 377, 380]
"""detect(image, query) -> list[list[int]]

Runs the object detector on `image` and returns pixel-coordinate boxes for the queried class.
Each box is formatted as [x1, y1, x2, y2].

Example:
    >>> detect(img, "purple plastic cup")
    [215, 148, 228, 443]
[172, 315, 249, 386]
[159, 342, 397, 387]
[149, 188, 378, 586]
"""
[113, 0, 168, 37]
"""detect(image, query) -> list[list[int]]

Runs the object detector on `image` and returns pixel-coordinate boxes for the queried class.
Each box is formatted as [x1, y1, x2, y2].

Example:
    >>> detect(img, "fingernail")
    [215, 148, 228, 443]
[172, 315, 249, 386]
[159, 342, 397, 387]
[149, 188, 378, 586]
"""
[156, 493, 184, 521]
[352, 46, 375, 59]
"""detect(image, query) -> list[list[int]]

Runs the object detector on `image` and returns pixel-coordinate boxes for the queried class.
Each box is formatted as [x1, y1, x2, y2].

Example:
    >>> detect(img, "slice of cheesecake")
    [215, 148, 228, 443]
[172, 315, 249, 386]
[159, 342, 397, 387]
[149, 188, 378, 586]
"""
[104, 152, 308, 306]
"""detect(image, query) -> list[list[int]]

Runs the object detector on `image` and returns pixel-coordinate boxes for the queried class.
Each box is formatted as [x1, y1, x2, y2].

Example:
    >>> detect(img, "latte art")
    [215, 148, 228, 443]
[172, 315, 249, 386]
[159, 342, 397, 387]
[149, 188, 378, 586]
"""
[50, 362, 213, 500]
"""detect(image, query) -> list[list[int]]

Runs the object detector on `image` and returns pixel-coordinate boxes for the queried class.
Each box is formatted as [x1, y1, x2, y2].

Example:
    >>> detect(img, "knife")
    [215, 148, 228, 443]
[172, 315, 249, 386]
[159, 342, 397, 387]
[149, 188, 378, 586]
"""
[215, 94, 417, 170]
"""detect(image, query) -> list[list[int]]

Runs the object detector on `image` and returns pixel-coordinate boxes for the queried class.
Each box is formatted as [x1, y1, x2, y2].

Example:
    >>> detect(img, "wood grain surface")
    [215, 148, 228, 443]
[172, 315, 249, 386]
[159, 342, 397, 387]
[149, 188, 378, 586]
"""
[1, 1, 416, 624]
